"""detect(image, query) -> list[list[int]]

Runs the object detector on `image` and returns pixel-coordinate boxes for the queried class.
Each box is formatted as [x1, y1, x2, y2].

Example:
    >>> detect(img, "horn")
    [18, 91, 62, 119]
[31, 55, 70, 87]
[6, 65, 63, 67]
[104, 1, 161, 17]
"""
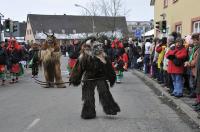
[43, 30, 48, 36]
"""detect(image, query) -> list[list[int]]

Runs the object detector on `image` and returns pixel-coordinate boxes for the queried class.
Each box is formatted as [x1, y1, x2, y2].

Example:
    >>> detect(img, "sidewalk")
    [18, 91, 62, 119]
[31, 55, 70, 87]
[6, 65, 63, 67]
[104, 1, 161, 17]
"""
[132, 69, 200, 127]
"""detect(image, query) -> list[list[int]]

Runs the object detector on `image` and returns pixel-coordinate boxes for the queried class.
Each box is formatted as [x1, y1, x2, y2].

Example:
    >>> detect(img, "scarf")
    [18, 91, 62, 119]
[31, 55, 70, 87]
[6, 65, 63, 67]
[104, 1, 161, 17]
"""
[189, 45, 200, 61]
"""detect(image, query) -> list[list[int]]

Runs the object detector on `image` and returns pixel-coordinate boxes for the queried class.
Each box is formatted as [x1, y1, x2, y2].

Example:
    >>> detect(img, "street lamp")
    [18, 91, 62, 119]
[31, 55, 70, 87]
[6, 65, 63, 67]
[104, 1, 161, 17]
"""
[75, 4, 95, 34]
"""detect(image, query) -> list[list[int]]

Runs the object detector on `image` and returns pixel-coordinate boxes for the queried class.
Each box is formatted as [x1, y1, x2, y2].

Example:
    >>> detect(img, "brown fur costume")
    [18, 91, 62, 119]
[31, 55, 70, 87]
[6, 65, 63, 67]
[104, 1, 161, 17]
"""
[39, 33, 66, 88]
[70, 38, 120, 119]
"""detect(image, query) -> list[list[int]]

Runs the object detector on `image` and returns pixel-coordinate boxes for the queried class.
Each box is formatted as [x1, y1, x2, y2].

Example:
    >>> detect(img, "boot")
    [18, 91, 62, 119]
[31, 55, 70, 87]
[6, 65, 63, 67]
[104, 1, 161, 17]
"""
[1, 80, 5, 85]
[81, 102, 96, 119]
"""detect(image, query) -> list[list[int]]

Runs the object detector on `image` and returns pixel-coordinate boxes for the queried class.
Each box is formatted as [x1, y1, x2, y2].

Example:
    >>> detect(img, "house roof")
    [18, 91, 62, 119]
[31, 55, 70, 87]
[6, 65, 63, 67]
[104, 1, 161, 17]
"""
[27, 14, 128, 35]
[150, 0, 155, 6]
[19, 22, 27, 37]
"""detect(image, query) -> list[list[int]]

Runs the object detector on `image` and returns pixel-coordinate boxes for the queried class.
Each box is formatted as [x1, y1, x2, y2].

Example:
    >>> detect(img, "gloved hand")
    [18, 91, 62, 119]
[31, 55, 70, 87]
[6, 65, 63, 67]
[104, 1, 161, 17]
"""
[167, 55, 175, 60]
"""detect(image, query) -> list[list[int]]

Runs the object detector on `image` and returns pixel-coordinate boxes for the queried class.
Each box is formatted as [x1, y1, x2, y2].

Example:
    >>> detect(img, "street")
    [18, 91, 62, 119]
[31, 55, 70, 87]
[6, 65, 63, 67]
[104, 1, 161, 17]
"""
[0, 57, 197, 132]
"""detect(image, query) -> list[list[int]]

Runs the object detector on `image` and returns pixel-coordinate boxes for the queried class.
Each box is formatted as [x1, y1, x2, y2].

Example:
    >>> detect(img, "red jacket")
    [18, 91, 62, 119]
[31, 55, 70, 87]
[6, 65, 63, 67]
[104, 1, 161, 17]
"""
[122, 53, 128, 63]
[166, 47, 187, 74]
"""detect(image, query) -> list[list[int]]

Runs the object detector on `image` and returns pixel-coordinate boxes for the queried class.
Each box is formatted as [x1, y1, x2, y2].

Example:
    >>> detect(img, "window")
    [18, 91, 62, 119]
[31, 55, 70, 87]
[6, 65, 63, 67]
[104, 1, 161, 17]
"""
[176, 25, 182, 33]
[193, 21, 200, 33]
[164, 0, 168, 8]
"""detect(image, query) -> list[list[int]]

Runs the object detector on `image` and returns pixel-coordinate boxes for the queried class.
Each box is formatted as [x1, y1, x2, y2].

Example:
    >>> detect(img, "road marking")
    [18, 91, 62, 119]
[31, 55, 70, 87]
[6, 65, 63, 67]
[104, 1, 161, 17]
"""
[26, 118, 40, 130]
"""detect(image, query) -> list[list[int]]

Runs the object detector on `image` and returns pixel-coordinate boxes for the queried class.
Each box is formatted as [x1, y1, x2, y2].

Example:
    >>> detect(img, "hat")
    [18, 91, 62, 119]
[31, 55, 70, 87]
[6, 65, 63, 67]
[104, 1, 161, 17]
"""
[191, 33, 200, 41]
[176, 37, 184, 45]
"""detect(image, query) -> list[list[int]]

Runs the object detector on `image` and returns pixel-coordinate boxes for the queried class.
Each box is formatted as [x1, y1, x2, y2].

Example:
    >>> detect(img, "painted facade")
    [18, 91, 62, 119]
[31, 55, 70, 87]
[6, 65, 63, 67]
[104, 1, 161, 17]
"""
[151, 0, 200, 37]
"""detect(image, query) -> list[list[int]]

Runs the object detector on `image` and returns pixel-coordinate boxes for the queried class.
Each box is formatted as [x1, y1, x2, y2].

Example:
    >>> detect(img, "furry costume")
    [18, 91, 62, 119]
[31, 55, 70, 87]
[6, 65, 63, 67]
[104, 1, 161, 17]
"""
[39, 33, 66, 88]
[70, 38, 120, 119]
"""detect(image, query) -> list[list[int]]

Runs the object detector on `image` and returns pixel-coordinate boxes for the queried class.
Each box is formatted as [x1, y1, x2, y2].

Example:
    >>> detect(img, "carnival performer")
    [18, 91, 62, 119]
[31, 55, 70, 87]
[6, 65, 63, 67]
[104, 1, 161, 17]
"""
[0, 42, 8, 85]
[39, 33, 66, 88]
[69, 37, 120, 119]
[29, 43, 40, 78]
[111, 38, 124, 83]
[66, 39, 81, 75]
[7, 39, 24, 83]
[122, 48, 129, 71]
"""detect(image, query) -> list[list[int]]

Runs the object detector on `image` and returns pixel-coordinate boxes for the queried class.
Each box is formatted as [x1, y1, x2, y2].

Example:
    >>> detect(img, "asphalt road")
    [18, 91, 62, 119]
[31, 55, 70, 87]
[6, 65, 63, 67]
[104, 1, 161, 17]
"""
[0, 56, 197, 132]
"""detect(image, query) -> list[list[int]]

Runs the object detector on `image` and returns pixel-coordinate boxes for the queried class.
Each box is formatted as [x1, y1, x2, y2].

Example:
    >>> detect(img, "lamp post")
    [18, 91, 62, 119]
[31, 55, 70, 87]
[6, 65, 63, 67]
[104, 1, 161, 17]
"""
[75, 4, 95, 34]
[0, 13, 4, 41]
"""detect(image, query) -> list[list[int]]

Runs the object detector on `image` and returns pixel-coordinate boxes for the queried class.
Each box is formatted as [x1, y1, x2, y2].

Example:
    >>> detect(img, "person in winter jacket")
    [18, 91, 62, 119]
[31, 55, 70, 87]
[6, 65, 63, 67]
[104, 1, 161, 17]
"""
[166, 38, 188, 97]
[184, 33, 200, 111]
[156, 37, 167, 84]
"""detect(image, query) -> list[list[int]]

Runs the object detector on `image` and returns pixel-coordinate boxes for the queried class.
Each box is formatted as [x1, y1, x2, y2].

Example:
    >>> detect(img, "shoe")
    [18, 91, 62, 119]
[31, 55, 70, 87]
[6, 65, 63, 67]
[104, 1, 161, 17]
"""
[81, 104, 96, 119]
[174, 94, 183, 98]
[188, 93, 196, 98]
[197, 114, 200, 119]
[192, 102, 200, 107]
[193, 104, 200, 112]
[170, 93, 175, 96]
[15, 78, 18, 83]
[9, 79, 15, 84]
[1, 80, 5, 85]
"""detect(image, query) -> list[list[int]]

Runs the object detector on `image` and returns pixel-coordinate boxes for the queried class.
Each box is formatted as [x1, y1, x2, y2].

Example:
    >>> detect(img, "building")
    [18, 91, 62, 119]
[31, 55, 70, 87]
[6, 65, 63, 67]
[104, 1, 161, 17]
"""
[127, 21, 153, 39]
[151, 0, 200, 37]
[4, 21, 26, 42]
[25, 14, 128, 44]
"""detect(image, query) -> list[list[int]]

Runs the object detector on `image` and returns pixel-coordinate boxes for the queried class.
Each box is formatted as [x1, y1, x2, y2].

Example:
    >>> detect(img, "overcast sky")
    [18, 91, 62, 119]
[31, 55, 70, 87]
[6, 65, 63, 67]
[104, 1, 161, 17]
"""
[0, 0, 153, 22]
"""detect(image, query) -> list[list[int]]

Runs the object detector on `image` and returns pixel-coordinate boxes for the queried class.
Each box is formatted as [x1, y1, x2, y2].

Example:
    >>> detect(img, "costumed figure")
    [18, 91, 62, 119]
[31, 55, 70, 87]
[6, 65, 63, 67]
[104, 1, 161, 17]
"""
[98, 35, 113, 59]
[0, 42, 8, 85]
[69, 37, 120, 119]
[66, 39, 81, 75]
[60, 44, 67, 57]
[111, 38, 124, 83]
[39, 33, 66, 88]
[29, 43, 40, 78]
[7, 39, 24, 83]
[122, 48, 129, 71]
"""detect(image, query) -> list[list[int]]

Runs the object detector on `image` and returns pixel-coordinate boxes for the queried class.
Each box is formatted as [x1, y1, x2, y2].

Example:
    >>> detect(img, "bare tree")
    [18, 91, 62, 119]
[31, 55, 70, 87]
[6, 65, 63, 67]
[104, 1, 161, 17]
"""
[82, 0, 99, 16]
[98, 0, 110, 16]
[83, 0, 130, 34]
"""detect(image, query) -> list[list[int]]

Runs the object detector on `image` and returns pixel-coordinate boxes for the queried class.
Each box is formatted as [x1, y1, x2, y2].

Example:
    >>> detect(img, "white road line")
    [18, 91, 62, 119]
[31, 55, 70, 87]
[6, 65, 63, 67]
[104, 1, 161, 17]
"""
[26, 118, 40, 130]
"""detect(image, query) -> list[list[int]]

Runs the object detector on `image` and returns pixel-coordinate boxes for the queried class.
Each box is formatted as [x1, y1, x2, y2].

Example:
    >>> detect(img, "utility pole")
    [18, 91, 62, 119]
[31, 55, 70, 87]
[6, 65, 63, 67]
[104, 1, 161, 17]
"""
[75, 4, 95, 34]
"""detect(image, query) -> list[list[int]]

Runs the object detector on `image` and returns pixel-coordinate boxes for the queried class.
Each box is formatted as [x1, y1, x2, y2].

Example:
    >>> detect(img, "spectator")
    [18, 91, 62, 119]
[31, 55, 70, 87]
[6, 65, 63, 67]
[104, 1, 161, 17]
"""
[143, 39, 152, 74]
[166, 38, 187, 97]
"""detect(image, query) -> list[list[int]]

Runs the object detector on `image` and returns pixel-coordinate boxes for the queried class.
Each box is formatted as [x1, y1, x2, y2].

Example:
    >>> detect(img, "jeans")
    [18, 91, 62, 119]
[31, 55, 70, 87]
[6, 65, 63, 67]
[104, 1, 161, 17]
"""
[171, 74, 183, 96]
[158, 68, 164, 83]
[144, 54, 150, 74]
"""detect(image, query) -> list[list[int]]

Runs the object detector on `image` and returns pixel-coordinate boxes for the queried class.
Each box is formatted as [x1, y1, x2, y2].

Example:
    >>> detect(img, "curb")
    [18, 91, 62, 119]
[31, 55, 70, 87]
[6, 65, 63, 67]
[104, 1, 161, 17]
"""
[132, 69, 200, 127]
